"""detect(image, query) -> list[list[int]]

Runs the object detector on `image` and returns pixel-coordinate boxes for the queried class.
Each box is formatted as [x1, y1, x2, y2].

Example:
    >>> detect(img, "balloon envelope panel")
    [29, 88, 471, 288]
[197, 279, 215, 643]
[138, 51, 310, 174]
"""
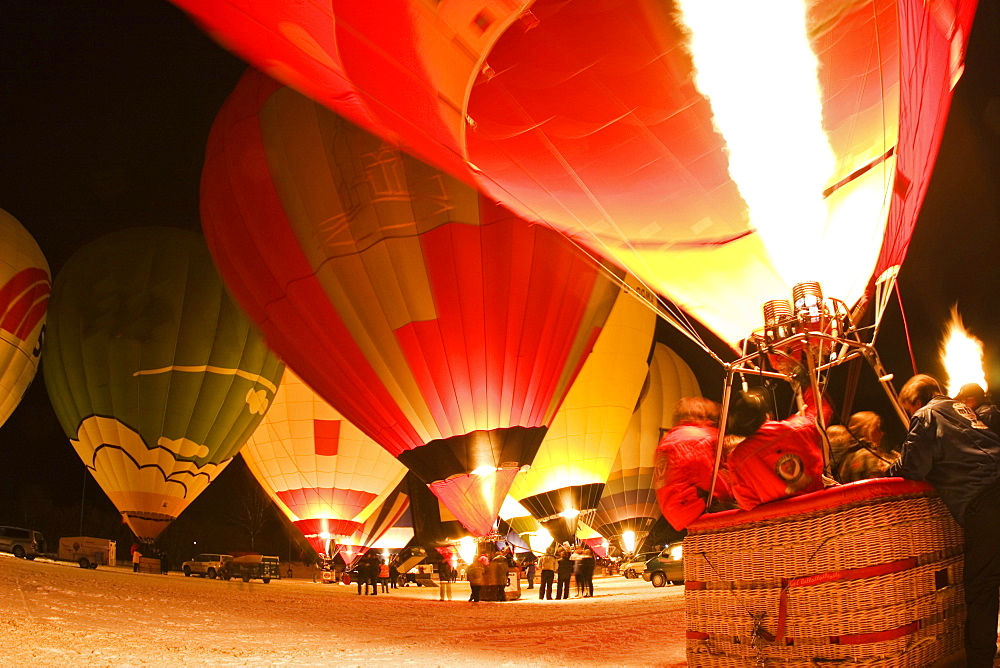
[511, 278, 656, 541]
[43, 227, 284, 540]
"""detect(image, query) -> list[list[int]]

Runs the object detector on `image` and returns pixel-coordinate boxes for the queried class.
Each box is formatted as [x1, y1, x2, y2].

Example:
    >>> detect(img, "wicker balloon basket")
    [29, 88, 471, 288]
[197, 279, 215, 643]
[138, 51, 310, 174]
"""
[684, 478, 965, 666]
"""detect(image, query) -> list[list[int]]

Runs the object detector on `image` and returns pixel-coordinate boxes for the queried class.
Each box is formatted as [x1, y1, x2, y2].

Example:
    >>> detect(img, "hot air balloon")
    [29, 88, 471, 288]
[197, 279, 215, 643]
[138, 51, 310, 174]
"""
[199, 70, 621, 537]
[592, 342, 701, 551]
[0, 207, 49, 429]
[337, 480, 412, 565]
[510, 276, 656, 542]
[43, 227, 284, 541]
[241, 366, 409, 557]
[171, 0, 975, 353]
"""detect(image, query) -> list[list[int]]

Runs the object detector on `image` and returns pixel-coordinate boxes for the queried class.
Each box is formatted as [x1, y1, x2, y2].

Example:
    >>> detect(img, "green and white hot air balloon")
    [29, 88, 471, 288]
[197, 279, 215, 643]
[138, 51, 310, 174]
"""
[43, 227, 284, 541]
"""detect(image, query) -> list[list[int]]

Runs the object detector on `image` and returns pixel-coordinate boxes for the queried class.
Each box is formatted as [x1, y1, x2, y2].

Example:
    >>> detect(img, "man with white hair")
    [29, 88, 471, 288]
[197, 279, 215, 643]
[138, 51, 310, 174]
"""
[955, 382, 1000, 434]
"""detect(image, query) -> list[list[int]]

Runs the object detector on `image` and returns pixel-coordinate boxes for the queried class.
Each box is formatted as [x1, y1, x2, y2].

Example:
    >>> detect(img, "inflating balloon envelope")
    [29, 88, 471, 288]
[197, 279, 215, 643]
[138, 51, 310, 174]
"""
[199, 70, 622, 537]
[170, 0, 976, 360]
[43, 227, 285, 541]
[241, 367, 409, 557]
[337, 480, 412, 566]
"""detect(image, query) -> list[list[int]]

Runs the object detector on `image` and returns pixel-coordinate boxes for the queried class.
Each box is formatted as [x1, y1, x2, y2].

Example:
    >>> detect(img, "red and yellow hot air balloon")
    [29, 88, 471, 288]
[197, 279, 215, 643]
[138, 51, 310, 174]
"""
[241, 367, 409, 557]
[200, 70, 621, 537]
[172, 0, 976, 351]
[0, 208, 49, 429]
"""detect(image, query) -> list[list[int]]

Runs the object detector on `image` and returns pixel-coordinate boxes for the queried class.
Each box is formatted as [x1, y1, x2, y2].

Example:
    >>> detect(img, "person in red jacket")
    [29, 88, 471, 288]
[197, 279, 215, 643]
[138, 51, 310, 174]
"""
[726, 387, 832, 511]
[653, 397, 734, 530]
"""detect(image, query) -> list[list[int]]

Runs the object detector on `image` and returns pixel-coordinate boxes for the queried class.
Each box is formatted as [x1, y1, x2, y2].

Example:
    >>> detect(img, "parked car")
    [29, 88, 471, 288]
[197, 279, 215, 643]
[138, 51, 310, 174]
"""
[0, 526, 45, 559]
[182, 553, 233, 579]
[620, 551, 659, 579]
[642, 543, 685, 587]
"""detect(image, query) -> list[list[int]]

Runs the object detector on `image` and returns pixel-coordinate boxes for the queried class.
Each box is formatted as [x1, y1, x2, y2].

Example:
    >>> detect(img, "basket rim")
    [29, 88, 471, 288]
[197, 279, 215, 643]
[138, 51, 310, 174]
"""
[687, 478, 936, 533]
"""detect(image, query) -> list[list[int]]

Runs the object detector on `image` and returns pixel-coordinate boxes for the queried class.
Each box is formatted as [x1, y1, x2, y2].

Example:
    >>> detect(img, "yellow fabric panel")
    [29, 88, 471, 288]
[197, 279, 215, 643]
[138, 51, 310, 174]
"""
[316, 253, 440, 443]
[615, 342, 701, 475]
[628, 235, 784, 351]
[512, 277, 655, 501]
[242, 450, 299, 522]
[626, 153, 897, 349]
[575, 520, 603, 541]
[72, 416, 232, 539]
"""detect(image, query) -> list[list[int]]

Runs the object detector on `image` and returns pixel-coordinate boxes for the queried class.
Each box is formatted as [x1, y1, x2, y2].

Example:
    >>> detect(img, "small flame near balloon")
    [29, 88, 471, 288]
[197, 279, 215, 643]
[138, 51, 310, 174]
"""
[941, 306, 987, 397]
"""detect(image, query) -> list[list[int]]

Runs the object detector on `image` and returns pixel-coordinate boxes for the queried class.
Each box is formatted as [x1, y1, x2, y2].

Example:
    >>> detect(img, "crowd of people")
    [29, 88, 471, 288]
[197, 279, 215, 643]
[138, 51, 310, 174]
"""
[534, 542, 596, 600]
[653, 376, 1000, 666]
[322, 540, 606, 604]
[339, 551, 399, 595]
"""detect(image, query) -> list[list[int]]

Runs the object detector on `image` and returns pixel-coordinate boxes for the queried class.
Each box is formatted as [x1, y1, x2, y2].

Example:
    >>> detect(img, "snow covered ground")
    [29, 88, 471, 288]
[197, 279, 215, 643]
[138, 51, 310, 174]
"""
[1, 553, 687, 666]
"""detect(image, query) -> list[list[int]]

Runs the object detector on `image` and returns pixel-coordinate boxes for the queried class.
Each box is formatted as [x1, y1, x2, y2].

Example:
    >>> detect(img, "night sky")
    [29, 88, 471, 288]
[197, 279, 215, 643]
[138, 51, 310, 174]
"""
[1, 1, 999, 545]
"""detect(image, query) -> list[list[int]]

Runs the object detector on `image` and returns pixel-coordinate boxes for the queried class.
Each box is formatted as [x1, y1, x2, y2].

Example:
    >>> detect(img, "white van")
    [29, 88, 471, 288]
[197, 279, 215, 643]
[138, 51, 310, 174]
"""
[0, 526, 45, 559]
[58, 536, 116, 569]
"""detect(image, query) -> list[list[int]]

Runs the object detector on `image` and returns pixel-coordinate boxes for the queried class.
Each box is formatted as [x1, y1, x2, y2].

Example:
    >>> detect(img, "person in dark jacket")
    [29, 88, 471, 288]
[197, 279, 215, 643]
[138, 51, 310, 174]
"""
[555, 547, 574, 600]
[522, 552, 536, 589]
[887, 374, 1000, 667]
[352, 558, 367, 595]
[577, 544, 595, 597]
[438, 560, 453, 601]
[389, 558, 399, 589]
[365, 554, 380, 595]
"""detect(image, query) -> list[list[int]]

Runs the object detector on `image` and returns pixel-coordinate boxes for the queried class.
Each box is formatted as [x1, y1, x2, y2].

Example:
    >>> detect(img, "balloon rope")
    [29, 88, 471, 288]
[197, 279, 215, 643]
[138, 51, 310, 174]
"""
[893, 281, 918, 375]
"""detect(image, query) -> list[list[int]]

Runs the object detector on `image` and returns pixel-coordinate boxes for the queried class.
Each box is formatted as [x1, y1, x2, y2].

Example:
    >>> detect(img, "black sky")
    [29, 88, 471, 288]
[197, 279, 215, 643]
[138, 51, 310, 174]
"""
[1, 1, 999, 521]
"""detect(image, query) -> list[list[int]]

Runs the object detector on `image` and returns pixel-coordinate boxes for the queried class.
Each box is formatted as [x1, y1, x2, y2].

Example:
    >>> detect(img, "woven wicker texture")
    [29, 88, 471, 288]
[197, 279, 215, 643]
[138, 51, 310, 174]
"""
[684, 481, 964, 666]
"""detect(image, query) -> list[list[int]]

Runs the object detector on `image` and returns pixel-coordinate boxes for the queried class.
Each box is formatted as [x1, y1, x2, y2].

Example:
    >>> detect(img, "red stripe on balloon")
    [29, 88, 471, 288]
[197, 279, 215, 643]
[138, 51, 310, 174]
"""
[0, 268, 49, 340]
[277, 488, 378, 521]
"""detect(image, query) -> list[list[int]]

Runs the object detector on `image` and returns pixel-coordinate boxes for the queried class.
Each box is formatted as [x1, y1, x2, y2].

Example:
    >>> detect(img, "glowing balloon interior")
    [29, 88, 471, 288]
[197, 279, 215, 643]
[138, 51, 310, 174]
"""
[171, 0, 975, 349]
